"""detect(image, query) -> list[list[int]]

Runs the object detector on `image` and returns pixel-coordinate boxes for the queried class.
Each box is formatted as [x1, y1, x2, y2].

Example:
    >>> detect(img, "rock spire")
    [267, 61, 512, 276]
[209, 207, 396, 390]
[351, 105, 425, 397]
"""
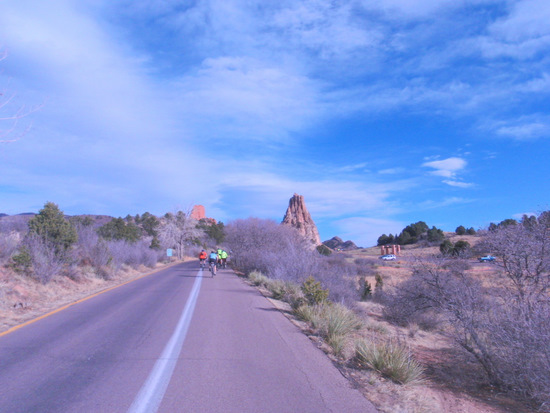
[282, 193, 321, 246]
[190, 205, 206, 220]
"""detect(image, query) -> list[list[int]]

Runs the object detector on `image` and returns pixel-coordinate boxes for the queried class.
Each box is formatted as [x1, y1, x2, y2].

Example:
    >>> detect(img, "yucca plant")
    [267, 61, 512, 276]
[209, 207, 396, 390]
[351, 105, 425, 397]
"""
[355, 338, 424, 385]
[248, 270, 268, 286]
[266, 279, 287, 299]
[324, 303, 363, 339]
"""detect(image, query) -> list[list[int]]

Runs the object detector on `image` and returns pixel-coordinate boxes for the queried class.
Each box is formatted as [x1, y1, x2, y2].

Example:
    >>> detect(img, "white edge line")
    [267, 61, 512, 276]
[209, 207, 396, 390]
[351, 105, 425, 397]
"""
[128, 270, 203, 413]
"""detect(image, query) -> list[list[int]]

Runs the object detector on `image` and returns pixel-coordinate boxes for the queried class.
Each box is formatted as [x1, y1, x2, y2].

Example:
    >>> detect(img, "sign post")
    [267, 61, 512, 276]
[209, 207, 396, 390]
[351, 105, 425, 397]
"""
[166, 248, 173, 262]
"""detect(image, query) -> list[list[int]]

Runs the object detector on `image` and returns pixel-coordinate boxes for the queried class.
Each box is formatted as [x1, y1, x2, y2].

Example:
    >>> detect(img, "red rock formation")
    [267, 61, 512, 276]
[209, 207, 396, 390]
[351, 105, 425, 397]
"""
[190, 205, 206, 220]
[282, 194, 321, 245]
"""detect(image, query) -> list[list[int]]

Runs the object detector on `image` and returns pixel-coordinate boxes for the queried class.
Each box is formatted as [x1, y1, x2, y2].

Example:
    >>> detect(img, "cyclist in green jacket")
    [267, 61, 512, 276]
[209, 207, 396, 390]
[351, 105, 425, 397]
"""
[217, 248, 223, 266]
[220, 250, 228, 268]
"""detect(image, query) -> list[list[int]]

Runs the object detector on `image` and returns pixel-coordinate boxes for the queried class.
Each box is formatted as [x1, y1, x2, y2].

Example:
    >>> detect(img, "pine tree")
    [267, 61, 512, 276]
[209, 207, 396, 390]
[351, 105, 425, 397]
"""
[28, 202, 77, 255]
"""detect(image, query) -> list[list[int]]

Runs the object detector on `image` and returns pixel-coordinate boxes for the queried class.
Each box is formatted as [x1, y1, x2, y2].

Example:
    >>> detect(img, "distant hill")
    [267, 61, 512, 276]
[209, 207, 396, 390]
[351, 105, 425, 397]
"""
[323, 236, 360, 251]
[0, 213, 116, 230]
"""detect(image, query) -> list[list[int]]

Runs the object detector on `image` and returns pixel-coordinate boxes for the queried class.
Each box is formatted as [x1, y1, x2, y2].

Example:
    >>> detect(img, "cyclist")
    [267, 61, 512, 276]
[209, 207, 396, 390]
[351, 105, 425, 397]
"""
[217, 248, 224, 267]
[208, 250, 218, 276]
[220, 250, 228, 268]
[199, 250, 207, 269]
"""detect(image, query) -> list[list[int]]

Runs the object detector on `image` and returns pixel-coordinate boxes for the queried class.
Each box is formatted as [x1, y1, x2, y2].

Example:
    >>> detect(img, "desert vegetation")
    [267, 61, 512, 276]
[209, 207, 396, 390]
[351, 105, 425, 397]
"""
[0, 202, 227, 323]
[227, 214, 548, 412]
[1, 202, 229, 283]
[225, 218, 428, 401]
[381, 213, 550, 409]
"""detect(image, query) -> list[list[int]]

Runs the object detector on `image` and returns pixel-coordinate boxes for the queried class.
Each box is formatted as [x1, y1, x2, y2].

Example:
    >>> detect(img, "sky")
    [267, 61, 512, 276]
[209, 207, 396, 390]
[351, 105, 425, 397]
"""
[0, 0, 549, 247]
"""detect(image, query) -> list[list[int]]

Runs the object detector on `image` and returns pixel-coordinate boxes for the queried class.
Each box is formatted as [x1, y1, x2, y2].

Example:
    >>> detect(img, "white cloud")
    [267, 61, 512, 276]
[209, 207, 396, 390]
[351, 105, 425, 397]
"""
[422, 157, 467, 178]
[496, 121, 549, 140]
[365, 0, 455, 18]
[418, 197, 474, 209]
[478, 0, 550, 59]
[270, 0, 383, 58]
[173, 56, 324, 142]
[443, 180, 474, 188]
[483, 114, 550, 140]
[378, 168, 405, 175]
[337, 162, 370, 173]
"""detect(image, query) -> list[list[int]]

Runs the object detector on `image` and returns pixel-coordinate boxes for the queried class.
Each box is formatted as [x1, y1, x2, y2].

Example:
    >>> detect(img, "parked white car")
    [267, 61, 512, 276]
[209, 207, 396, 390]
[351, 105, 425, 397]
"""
[379, 254, 397, 261]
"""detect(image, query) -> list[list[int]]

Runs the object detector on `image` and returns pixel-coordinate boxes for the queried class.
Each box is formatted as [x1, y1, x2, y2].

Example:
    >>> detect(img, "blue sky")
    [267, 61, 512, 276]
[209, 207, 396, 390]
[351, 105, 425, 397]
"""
[0, 0, 549, 247]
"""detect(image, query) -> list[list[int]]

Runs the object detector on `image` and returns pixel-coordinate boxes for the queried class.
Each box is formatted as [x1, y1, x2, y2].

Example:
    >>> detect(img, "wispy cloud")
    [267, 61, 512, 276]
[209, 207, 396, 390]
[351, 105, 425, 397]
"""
[443, 180, 474, 188]
[480, 114, 550, 140]
[479, 0, 550, 59]
[378, 167, 405, 175]
[418, 197, 474, 210]
[422, 157, 467, 178]
[337, 162, 370, 173]
[173, 56, 324, 143]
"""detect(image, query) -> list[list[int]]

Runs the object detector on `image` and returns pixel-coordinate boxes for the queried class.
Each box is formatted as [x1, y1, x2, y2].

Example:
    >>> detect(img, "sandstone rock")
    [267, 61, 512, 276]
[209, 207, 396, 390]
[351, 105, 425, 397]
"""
[282, 194, 321, 246]
[190, 205, 206, 221]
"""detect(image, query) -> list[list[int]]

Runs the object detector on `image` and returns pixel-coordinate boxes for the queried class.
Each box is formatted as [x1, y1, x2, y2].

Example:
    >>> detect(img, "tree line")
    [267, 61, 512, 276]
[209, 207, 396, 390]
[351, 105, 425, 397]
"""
[0, 202, 226, 283]
[377, 221, 476, 247]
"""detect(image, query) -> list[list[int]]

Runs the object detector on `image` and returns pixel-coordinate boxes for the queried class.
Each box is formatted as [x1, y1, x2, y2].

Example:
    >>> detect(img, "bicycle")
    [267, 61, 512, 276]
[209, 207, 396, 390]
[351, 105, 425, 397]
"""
[209, 260, 217, 277]
[200, 259, 206, 270]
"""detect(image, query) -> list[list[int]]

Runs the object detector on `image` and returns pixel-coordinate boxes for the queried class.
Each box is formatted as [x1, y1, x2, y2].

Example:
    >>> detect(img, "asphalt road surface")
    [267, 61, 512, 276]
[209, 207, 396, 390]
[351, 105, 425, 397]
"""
[0, 261, 377, 413]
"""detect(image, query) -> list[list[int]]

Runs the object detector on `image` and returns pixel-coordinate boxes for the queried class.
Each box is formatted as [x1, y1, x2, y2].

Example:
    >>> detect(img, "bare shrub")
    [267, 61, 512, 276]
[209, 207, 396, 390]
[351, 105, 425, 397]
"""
[226, 218, 359, 307]
[0, 215, 29, 234]
[0, 231, 21, 264]
[385, 248, 550, 407]
[25, 236, 64, 284]
[75, 224, 111, 269]
[315, 254, 360, 306]
[158, 211, 203, 259]
[106, 239, 158, 271]
[226, 218, 314, 279]
[382, 258, 503, 382]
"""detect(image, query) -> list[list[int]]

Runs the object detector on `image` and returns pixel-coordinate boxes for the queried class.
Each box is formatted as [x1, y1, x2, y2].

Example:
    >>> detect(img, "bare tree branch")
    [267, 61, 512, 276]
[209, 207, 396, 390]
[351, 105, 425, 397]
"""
[0, 49, 40, 144]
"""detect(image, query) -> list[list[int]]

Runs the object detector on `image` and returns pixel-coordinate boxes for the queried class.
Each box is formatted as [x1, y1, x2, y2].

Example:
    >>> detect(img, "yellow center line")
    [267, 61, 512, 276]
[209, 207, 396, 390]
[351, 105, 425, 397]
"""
[0, 261, 183, 338]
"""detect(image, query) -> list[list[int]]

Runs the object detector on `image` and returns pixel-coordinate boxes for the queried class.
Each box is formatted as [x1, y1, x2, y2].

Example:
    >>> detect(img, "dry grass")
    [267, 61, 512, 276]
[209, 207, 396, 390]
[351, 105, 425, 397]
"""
[0, 259, 181, 333]
[253, 245, 537, 413]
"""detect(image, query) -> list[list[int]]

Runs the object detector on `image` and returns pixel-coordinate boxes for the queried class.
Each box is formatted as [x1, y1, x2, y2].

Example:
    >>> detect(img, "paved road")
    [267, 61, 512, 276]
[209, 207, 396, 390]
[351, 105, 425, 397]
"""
[0, 261, 377, 412]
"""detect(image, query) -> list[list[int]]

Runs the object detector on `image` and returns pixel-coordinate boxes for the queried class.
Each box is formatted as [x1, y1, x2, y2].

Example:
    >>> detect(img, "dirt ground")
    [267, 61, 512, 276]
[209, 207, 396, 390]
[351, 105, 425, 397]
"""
[343, 240, 538, 413]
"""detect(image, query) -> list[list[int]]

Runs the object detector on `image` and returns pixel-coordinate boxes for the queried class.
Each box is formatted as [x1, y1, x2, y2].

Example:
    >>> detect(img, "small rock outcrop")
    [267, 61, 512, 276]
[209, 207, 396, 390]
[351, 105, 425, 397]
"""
[190, 205, 206, 221]
[282, 194, 321, 245]
[323, 236, 359, 251]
